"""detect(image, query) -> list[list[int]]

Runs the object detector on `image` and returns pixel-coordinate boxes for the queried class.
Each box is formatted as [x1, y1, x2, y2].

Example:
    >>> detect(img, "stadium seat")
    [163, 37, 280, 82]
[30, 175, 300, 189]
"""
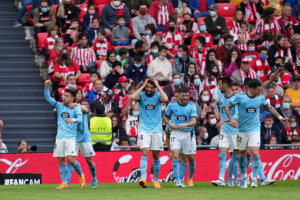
[129, 18, 134, 37]
[96, 60, 104, 69]
[77, 73, 91, 86]
[51, 5, 58, 18]
[96, 4, 106, 18]
[197, 17, 206, 22]
[216, 3, 236, 18]
[93, 0, 111, 5]
[37, 32, 48, 52]
[225, 17, 233, 26]
[76, 4, 88, 27]
[26, 5, 33, 25]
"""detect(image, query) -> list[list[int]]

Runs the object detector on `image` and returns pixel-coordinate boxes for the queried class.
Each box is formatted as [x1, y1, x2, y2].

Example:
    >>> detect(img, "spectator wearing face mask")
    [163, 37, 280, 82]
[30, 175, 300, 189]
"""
[216, 34, 241, 64]
[141, 24, 161, 49]
[205, 112, 219, 144]
[132, 4, 156, 41]
[202, 49, 223, 78]
[33, 0, 56, 34]
[112, 15, 130, 46]
[145, 42, 160, 67]
[101, 0, 130, 34]
[183, 63, 198, 85]
[100, 51, 118, 81]
[285, 116, 300, 143]
[203, 63, 220, 95]
[86, 18, 101, 46]
[164, 73, 185, 103]
[195, 126, 209, 146]
[147, 45, 173, 86]
[190, 37, 208, 72]
[260, 115, 283, 148]
[125, 104, 139, 136]
[242, 40, 259, 60]
[196, 90, 219, 125]
[56, 0, 81, 33]
[268, 35, 293, 68]
[93, 30, 112, 60]
[104, 62, 124, 89]
[263, 70, 285, 97]
[58, 75, 83, 102]
[172, 45, 197, 76]
[128, 40, 148, 66]
[285, 76, 300, 107]
[188, 74, 204, 102]
[231, 57, 257, 85]
[204, 4, 226, 45]
[275, 95, 300, 126]
[191, 19, 213, 48]
[125, 55, 147, 84]
[83, 4, 99, 31]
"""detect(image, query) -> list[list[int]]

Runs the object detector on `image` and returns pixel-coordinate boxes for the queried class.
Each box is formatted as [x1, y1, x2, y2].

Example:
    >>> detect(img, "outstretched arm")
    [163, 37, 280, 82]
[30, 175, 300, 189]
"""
[225, 102, 238, 128]
[44, 80, 57, 108]
[263, 104, 288, 125]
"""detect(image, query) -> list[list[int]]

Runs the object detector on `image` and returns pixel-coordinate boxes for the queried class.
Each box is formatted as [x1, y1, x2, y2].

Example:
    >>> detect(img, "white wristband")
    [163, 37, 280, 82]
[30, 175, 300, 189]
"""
[278, 116, 283, 120]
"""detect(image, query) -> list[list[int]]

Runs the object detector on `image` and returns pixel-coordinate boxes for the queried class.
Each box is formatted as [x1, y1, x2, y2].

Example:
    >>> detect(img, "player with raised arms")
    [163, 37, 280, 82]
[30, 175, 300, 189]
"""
[211, 77, 240, 187]
[131, 78, 168, 188]
[164, 87, 197, 187]
[225, 79, 288, 188]
[44, 80, 85, 189]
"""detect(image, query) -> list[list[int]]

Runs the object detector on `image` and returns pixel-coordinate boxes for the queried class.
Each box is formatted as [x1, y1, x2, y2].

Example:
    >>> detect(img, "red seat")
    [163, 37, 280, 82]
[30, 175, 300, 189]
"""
[225, 17, 233, 26]
[129, 18, 134, 37]
[76, 4, 88, 27]
[197, 17, 206, 22]
[96, 4, 106, 17]
[96, 60, 105, 69]
[52, 5, 58, 18]
[37, 32, 48, 51]
[26, 5, 33, 25]
[216, 3, 236, 18]
[93, 0, 111, 6]
[77, 73, 90, 86]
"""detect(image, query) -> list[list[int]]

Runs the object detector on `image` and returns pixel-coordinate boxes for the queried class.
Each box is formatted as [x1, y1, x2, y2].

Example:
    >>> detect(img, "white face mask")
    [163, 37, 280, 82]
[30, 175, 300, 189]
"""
[203, 132, 209, 140]
[67, 84, 76, 89]
[112, 1, 120, 7]
[210, 11, 217, 17]
[202, 95, 210, 102]
[210, 118, 217, 125]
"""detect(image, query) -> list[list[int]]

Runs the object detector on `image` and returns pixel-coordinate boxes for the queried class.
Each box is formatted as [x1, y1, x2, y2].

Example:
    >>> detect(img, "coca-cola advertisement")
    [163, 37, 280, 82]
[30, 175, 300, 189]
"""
[0, 150, 299, 184]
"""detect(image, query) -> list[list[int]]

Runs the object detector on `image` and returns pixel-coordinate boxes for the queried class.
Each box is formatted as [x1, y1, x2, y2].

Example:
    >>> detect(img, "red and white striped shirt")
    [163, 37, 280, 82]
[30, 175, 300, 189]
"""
[190, 32, 213, 48]
[274, 48, 292, 61]
[198, 60, 223, 77]
[44, 35, 58, 51]
[190, 48, 208, 73]
[93, 39, 112, 59]
[240, 68, 257, 82]
[250, 57, 271, 83]
[53, 62, 80, 85]
[286, 128, 300, 137]
[157, 5, 169, 25]
[245, 1, 260, 23]
[162, 30, 183, 54]
[266, 95, 281, 108]
[203, 76, 217, 95]
[71, 46, 96, 67]
[227, 20, 241, 37]
[237, 32, 252, 52]
[253, 18, 280, 40]
[83, 82, 94, 94]
[145, 53, 155, 67]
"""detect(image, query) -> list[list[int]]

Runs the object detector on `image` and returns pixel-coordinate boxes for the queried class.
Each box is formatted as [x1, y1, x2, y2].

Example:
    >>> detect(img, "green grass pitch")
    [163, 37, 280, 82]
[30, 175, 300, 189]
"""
[0, 181, 299, 200]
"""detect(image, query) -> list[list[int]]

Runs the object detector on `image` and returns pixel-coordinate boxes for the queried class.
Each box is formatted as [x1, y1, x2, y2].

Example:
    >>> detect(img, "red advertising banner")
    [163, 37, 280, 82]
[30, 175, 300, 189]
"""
[0, 150, 300, 184]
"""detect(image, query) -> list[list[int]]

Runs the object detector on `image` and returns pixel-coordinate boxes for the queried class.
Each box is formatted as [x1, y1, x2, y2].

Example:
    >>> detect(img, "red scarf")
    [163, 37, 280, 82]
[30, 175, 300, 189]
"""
[245, 1, 260, 23]
[266, 95, 280, 108]
[286, 127, 300, 136]
[240, 68, 256, 82]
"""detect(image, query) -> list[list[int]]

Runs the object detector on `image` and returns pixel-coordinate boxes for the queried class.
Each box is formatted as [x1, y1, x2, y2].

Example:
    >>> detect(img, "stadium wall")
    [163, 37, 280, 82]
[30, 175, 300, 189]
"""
[0, 150, 300, 184]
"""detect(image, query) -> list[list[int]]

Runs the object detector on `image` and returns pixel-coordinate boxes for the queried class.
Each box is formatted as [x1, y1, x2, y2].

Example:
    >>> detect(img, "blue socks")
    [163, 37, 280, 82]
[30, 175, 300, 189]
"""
[179, 162, 187, 181]
[239, 156, 248, 177]
[65, 163, 74, 183]
[259, 161, 266, 181]
[228, 153, 240, 182]
[218, 152, 227, 180]
[153, 159, 160, 182]
[233, 161, 240, 181]
[72, 161, 83, 176]
[252, 155, 261, 179]
[140, 156, 148, 180]
[172, 159, 180, 181]
[188, 161, 195, 180]
[59, 164, 67, 183]
[89, 164, 97, 179]
[246, 155, 251, 169]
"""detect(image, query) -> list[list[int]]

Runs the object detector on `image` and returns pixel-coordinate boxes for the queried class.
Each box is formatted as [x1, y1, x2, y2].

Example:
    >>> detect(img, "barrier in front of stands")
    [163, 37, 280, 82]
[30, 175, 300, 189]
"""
[0, 150, 299, 184]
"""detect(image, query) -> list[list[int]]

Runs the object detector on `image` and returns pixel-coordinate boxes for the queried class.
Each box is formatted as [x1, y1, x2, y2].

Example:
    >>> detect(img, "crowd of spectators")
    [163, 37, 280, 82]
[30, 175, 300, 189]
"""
[4, 0, 300, 152]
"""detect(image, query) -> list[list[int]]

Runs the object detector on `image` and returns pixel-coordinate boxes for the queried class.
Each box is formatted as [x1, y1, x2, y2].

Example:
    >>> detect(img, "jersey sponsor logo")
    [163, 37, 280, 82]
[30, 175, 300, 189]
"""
[246, 106, 256, 113]
[145, 104, 155, 110]
[177, 115, 187, 121]
[221, 107, 226, 113]
[61, 112, 70, 118]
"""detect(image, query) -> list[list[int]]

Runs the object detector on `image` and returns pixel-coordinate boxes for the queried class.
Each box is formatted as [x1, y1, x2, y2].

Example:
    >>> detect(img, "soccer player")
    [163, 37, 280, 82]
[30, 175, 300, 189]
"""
[131, 78, 168, 189]
[211, 77, 240, 187]
[225, 79, 288, 188]
[44, 80, 85, 189]
[65, 100, 98, 188]
[164, 87, 197, 187]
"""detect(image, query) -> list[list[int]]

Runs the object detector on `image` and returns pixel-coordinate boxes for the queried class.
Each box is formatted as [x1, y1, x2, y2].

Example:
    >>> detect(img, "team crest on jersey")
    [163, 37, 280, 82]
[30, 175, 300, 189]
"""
[177, 115, 187, 121]
[145, 104, 155, 110]
[246, 107, 256, 113]
[221, 107, 226, 113]
[61, 112, 70, 118]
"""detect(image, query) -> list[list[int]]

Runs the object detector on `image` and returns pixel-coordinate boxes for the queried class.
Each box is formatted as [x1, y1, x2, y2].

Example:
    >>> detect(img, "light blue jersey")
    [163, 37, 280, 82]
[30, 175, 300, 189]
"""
[231, 93, 268, 133]
[219, 93, 238, 135]
[44, 87, 82, 139]
[164, 101, 197, 132]
[77, 113, 92, 143]
[139, 91, 163, 133]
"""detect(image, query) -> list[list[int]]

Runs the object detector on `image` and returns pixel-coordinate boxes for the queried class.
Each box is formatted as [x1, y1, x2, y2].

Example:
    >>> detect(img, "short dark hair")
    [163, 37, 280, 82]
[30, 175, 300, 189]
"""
[232, 82, 241, 87]
[244, 78, 252, 86]
[247, 40, 255, 46]
[133, 54, 143, 62]
[265, 114, 274, 120]
[95, 102, 105, 115]
[224, 34, 234, 41]
[118, 47, 128, 56]
[196, 36, 206, 46]
[97, 29, 106, 36]
[220, 77, 232, 87]
[176, 86, 189, 93]
[146, 79, 156, 87]
[65, 89, 76, 98]
[159, 45, 168, 52]
[248, 79, 262, 88]
[259, 46, 268, 53]
[77, 32, 88, 41]
[117, 15, 125, 20]
[206, 112, 215, 119]
[135, 40, 145, 49]
[150, 41, 160, 49]
[178, 44, 188, 52]
[145, 23, 156, 35]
